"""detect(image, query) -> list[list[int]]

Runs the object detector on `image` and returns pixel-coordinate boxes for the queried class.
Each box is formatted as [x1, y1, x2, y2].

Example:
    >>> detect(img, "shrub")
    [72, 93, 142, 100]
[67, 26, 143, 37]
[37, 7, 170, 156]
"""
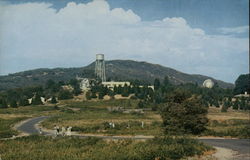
[58, 90, 73, 100]
[161, 90, 208, 135]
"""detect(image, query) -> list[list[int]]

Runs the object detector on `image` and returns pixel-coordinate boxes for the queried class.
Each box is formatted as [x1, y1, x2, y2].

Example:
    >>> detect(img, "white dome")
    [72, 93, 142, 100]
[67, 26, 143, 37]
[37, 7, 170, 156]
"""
[203, 79, 214, 88]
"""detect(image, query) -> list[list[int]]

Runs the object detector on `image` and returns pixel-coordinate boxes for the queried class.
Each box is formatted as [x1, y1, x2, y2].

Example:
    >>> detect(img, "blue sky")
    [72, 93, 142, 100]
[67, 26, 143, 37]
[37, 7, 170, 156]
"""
[0, 0, 249, 83]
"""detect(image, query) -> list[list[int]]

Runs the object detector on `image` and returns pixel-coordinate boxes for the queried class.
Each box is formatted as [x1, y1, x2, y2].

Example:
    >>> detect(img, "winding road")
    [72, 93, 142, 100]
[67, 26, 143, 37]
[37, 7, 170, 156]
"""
[16, 116, 50, 135]
[16, 116, 250, 159]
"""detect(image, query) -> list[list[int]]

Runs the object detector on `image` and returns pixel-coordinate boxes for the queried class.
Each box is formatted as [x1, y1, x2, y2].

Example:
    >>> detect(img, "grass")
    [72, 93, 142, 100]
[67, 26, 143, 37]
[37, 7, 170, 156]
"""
[0, 117, 27, 138]
[0, 105, 60, 138]
[0, 136, 212, 160]
[0, 99, 249, 139]
[204, 107, 250, 138]
[42, 100, 163, 136]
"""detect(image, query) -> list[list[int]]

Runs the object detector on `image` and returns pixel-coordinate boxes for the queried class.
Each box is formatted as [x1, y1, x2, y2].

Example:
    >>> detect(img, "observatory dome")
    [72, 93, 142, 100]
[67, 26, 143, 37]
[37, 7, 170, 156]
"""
[203, 79, 214, 88]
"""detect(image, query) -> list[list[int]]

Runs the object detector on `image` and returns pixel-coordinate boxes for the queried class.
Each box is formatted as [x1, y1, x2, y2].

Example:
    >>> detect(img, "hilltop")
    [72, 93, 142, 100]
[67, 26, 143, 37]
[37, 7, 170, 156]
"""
[0, 60, 233, 90]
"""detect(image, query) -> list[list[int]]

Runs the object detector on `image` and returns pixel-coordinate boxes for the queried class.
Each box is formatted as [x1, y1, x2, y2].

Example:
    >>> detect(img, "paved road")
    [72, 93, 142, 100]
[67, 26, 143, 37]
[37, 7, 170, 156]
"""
[16, 116, 250, 157]
[16, 116, 49, 134]
[200, 139, 250, 155]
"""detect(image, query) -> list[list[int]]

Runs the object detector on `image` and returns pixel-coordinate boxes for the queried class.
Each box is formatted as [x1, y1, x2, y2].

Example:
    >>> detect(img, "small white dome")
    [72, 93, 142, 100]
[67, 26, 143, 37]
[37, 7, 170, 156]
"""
[203, 79, 214, 88]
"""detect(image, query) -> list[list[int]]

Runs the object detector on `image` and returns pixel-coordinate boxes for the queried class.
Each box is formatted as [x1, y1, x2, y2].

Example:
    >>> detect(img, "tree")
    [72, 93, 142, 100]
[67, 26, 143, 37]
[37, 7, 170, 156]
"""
[98, 91, 105, 99]
[121, 84, 130, 97]
[221, 104, 228, 112]
[234, 74, 250, 95]
[154, 78, 161, 91]
[51, 96, 57, 104]
[10, 100, 18, 108]
[32, 95, 43, 105]
[161, 90, 208, 135]
[0, 98, 8, 108]
[138, 100, 144, 108]
[163, 76, 170, 87]
[86, 91, 92, 100]
[19, 98, 29, 106]
[58, 90, 73, 100]
[45, 79, 55, 89]
[232, 99, 239, 110]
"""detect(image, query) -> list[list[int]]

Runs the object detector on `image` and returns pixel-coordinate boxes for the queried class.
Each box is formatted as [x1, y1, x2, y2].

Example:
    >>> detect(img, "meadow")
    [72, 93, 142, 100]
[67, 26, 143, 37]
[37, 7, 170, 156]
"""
[0, 98, 249, 159]
[0, 135, 212, 160]
[0, 99, 249, 139]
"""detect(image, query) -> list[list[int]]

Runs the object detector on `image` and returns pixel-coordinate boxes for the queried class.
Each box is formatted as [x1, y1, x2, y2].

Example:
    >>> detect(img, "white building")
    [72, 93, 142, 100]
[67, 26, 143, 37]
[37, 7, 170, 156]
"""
[76, 76, 90, 91]
[102, 81, 130, 90]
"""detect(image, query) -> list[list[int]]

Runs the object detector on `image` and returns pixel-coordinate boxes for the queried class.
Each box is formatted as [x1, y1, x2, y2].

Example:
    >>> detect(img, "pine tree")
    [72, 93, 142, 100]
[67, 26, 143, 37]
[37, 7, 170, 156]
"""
[154, 78, 160, 91]
[86, 91, 92, 100]
[0, 98, 8, 108]
[51, 96, 57, 104]
[32, 95, 43, 105]
[10, 100, 18, 108]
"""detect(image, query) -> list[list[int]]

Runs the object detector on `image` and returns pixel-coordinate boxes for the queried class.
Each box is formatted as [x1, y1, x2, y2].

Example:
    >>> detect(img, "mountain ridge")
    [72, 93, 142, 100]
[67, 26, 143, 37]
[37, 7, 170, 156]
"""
[0, 60, 234, 90]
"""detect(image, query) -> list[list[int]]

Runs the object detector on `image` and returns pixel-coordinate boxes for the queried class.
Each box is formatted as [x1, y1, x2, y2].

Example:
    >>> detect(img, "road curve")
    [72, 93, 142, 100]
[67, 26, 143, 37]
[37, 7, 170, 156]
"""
[16, 116, 49, 134]
[16, 116, 250, 157]
[200, 139, 250, 155]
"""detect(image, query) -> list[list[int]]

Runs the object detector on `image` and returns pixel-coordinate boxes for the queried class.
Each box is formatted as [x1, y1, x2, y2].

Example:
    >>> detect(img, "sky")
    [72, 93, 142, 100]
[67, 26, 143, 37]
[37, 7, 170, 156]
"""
[0, 0, 249, 83]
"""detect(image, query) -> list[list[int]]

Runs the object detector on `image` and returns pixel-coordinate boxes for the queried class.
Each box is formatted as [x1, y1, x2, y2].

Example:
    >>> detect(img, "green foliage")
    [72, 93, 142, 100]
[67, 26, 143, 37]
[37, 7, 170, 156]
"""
[58, 90, 73, 100]
[137, 100, 144, 108]
[154, 78, 160, 91]
[51, 96, 57, 104]
[32, 95, 43, 105]
[85, 91, 92, 100]
[19, 98, 29, 106]
[0, 136, 211, 160]
[204, 119, 250, 138]
[234, 74, 250, 95]
[10, 100, 18, 108]
[221, 105, 228, 112]
[0, 117, 26, 138]
[161, 90, 208, 135]
[0, 98, 8, 108]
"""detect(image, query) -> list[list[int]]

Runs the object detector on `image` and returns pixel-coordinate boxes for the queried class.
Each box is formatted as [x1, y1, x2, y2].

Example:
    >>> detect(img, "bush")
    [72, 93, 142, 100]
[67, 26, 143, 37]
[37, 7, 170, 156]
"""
[51, 96, 57, 104]
[58, 90, 73, 100]
[161, 90, 208, 135]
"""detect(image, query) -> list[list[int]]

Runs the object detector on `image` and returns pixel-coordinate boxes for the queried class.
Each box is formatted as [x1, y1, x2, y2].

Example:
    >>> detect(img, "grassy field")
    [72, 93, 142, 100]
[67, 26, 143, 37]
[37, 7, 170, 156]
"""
[0, 105, 60, 138]
[0, 99, 249, 138]
[203, 107, 250, 138]
[0, 135, 212, 160]
[42, 100, 163, 136]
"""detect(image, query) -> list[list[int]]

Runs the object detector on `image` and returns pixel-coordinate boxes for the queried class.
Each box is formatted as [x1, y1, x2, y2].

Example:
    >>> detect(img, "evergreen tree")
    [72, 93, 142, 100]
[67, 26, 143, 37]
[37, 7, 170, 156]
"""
[98, 91, 105, 99]
[58, 90, 73, 100]
[19, 98, 29, 106]
[51, 96, 57, 104]
[32, 95, 43, 105]
[221, 104, 228, 112]
[161, 90, 208, 135]
[234, 74, 250, 95]
[163, 76, 170, 87]
[233, 99, 239, 110]
[0, 98, 8, 108]
[154, 78, 161, 91]
[10, 100, 18, 108]
[138, 100, 144, 108]
[121, 84, 129, 97]
[86, 91, 92, 100]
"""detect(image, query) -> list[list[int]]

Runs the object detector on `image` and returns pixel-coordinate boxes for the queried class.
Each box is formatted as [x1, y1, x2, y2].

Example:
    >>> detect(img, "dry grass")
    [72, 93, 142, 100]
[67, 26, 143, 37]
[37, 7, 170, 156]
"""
[207, 107, 249, 121]
[0, 114, 31, 120]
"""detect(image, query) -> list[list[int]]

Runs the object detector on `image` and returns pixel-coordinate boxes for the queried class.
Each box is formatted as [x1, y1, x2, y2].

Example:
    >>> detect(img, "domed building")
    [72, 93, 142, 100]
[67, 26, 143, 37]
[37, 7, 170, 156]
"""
[203, 79, 214, 88]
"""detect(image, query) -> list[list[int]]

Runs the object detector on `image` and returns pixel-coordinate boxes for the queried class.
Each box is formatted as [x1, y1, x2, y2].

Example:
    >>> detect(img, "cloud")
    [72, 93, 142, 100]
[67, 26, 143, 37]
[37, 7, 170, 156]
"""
[219, 25, 249, 34]
[0, 0, 248, 83]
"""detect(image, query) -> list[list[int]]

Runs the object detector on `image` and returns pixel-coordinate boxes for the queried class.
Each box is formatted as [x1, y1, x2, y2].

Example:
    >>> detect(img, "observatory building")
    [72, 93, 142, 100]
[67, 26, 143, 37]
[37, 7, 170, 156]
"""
[203, 79, 214, 88]
[95, 54, 106, 82]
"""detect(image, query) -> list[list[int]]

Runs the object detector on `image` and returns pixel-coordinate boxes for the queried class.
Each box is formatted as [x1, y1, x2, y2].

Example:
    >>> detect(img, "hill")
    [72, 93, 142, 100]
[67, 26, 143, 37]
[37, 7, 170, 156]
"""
[0, 60, 234, 90]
